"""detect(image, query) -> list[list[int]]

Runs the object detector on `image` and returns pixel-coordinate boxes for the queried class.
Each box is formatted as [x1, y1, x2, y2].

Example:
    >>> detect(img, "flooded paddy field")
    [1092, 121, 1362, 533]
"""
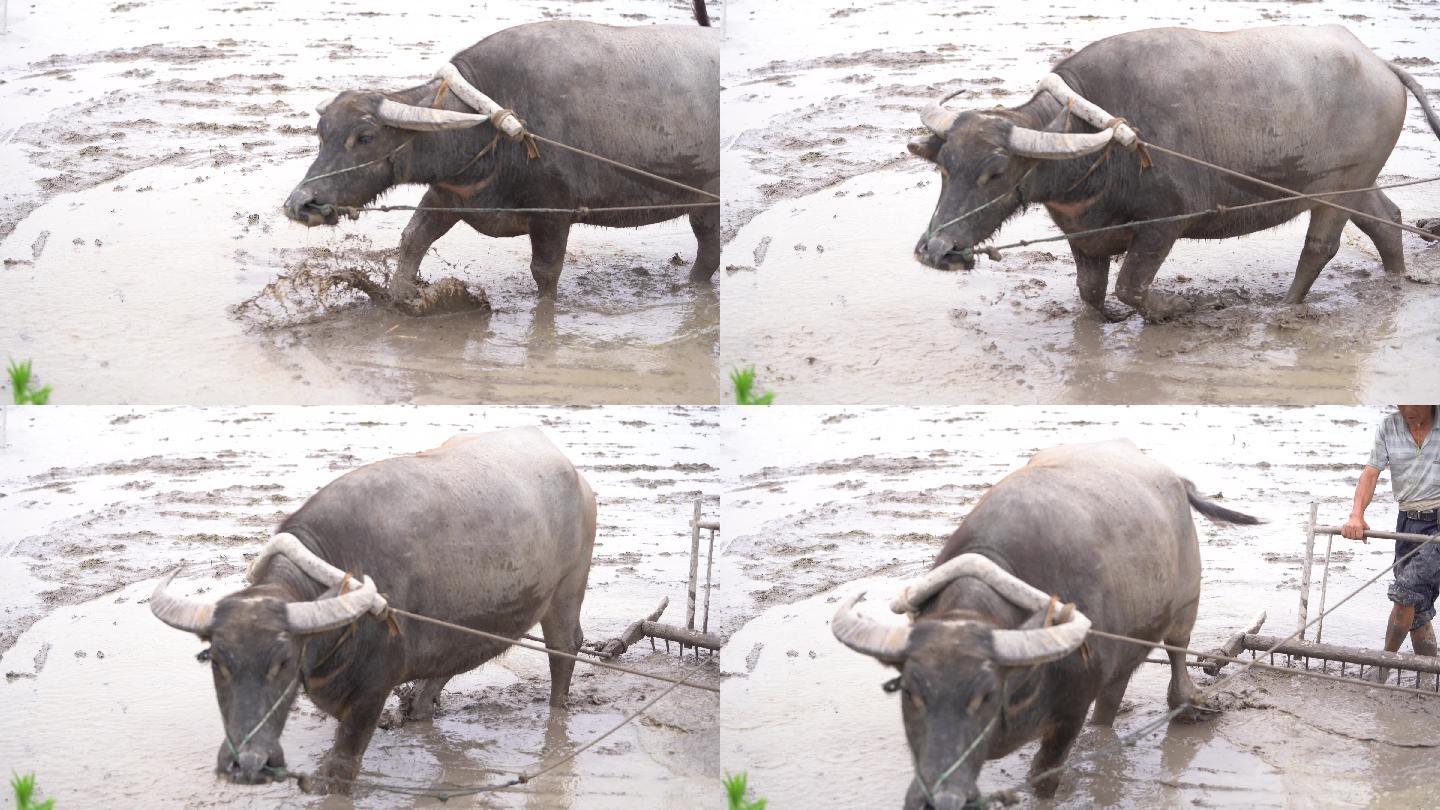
[720, 406, 1440, 808]
[719, 0, 1440, 404]
[0, 0, 720, 404]
[0, 405, 721, 808]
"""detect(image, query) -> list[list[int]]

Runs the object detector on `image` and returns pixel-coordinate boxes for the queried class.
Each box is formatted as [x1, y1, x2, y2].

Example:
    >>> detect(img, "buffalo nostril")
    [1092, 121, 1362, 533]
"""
[924, 237, 951, 259]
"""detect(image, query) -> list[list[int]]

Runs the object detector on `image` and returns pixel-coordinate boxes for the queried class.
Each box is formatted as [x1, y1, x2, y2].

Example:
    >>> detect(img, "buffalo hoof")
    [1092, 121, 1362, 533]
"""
[1172, 700, 1222, 724]
[1096, 302, 1132, 323]
[1031, 772, 1062, 799]
[1138, 292, 1192, 324]
[299, 758, 359, 796]
[390, 277, 491, 317]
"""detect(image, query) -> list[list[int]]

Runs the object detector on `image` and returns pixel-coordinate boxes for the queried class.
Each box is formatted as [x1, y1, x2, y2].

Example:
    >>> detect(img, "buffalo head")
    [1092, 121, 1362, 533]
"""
[283, 91, 487, 226]
[149, 569, 380, 784]
[908, 91, 1116, 271]
[830, 555, 1090, 808]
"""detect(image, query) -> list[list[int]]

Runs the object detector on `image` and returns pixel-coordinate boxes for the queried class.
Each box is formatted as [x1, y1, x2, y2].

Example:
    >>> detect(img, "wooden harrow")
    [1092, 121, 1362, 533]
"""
[1194, 504, 1440, 690]
[584, 499, 722, 660]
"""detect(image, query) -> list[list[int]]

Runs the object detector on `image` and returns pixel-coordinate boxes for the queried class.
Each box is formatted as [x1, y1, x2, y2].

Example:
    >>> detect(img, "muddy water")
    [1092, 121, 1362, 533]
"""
[720, 406, 1440, 808]
[719, 0, 1440, 404]
[0, 406, 721, 808]
[0, 0, 720, 404]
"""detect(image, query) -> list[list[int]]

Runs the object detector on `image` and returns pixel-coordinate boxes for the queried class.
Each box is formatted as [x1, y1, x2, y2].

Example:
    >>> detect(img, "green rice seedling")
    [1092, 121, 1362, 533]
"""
[724, 771, 767, 810]
[11, 773, 56, 810]
[6, 359, 52, 405]
[730, 366, 774, 405]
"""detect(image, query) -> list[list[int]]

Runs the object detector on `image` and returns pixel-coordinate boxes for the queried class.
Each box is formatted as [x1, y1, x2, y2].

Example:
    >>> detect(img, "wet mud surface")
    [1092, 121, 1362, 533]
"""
[720, 0, 1440, 404]
[0, 0, 719, 404]
[720, 406, 1440, 807]
[0, 406, 721, 808]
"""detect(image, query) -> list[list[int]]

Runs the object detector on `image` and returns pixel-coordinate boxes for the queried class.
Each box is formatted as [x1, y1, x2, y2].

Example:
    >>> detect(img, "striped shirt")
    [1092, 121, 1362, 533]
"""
[1368, 409, 1440, 510]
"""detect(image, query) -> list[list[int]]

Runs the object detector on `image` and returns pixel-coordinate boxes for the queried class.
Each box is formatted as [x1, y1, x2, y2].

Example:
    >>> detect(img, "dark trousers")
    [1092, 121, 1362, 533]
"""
[1389, 511, 1440, 631]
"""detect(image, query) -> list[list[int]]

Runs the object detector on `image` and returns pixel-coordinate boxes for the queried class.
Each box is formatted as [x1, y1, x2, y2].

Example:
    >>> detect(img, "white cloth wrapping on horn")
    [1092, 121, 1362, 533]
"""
[888, 553, 1092, 665]
[1037, 73, 1138, 149]
[989, 605, 1091, 665]
[434, 62, 526, 140]
[376, 98, 490, 131]
[246, 532, 388, 616]
[1006, 128, 1116, 160]
[890, 553, 1053, 616]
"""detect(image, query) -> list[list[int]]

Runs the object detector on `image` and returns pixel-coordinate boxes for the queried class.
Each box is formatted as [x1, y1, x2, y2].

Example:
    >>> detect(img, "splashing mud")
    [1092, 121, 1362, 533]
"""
[719, 0, 1440, 404]
[720, 406, 1440, 808]
[0, 0, 720, 404]
[0, 406, 721, 808]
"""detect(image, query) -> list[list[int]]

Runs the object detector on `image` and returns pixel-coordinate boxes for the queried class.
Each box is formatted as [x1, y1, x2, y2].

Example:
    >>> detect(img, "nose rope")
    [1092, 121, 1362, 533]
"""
[914, 709, 1000, 807]
[924, 164, 1038, 243]
[297, 137, 417, 187]
[224, 642, 307, 776]
[912, 678, 1008, 808]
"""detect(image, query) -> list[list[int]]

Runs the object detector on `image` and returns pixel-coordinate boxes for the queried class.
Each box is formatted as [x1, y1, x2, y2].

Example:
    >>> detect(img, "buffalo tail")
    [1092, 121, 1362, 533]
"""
[1183, 479, 1262, 525]
[1389, 63, 1440, 141]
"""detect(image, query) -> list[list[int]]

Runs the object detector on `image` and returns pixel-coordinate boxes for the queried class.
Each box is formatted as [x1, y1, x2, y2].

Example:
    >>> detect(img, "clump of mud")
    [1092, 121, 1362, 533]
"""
[231, 233, 489, 327]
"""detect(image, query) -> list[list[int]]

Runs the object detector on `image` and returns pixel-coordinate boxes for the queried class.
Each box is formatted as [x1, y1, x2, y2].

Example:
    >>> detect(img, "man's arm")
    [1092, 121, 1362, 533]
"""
[1342, 466, 1381, 541]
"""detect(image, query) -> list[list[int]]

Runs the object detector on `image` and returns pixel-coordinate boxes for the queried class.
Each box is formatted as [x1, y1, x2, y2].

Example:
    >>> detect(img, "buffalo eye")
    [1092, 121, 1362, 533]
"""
[196, 647, 211, 664]
[356, 131, 375, 146]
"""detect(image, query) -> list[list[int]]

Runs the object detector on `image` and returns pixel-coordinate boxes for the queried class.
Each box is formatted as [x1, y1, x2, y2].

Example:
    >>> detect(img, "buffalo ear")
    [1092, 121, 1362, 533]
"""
[907, 135, 943, 163]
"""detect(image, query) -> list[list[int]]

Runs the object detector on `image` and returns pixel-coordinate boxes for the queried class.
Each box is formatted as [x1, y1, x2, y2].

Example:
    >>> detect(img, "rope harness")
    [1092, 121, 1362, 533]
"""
[959, 526, 1440, 805]
[211, 542, 719, 797]
[295, 63, 717, 223]
[927, 76, 1440, 265]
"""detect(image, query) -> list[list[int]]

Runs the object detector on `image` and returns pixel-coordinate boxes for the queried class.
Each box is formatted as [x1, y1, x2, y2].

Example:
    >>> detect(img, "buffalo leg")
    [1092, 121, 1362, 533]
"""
[1350, 190, 1406, 277]
[528, 217, 572, 296]
[1088, 668, 1133, 727]
[688, 206, 720, 282]
[1072, 250, 1113, 317]
[1282, 206, 1348, 305]
[540, 485, 594, 707]
[1163, 626, 1214, 722]
[391, 190, 461, 302]
[1028, 700, 1087, 798]
[1113, 227, 1184, 322]
[539, 564, 591, 706]
[399, 675, 452, 722]
[312, 687, 388, 794]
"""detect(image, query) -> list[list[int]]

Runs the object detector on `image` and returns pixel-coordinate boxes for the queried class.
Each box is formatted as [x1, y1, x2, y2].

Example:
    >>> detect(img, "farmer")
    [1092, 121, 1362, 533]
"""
[1342, 405, 1440, 664]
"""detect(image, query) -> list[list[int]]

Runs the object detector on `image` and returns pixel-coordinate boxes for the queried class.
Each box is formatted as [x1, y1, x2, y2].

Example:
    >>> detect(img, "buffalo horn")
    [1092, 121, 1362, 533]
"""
[1006, 127, 1114, 159]
[285, 574, 382, 634]
[831, 592, 910, 664]
[149, 568, 215, 635]
[890, 553, 1052, 615]
[375, 98, 487, 131]
[316, 94, 339, 116]
[888, 553, 1093, 667]
[988, 606, 1091, 666]
[920, 89, 964, 136]
[247, 533, 388, 616]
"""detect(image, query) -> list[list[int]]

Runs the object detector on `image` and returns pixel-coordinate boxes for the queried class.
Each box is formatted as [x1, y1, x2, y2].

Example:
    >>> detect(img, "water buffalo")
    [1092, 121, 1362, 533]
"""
[831, 439, 1259, 808]
[909, 25, 1440, 322]
[283, 19, 718, 310]
[149, 428, 596, 791]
